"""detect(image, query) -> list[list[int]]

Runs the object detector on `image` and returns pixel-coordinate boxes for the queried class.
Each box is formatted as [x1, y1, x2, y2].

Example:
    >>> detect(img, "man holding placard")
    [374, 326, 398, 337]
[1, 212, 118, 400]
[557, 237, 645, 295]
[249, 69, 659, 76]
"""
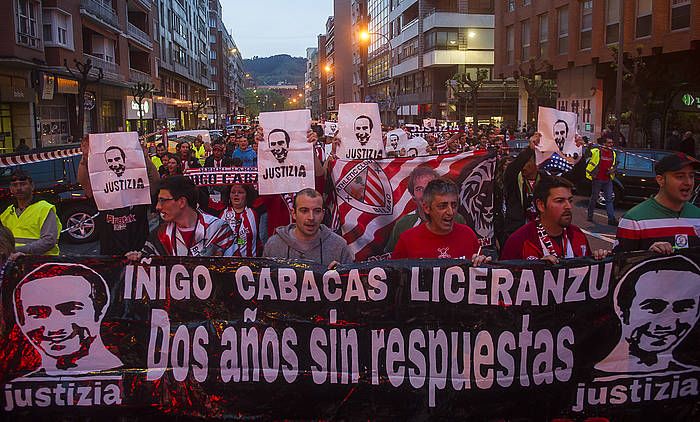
[78, 133, 160, 256]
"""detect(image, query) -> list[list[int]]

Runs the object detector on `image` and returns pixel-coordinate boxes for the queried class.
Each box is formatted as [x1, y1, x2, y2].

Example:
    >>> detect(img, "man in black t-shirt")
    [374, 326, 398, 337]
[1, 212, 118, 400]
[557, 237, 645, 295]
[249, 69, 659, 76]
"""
[77, 136, 160, 255]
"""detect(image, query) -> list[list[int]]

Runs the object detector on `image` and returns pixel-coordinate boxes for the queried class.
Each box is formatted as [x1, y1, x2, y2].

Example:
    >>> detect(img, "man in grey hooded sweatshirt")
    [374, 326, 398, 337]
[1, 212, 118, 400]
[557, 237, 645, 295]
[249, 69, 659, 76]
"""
[263, 188, 354, 269]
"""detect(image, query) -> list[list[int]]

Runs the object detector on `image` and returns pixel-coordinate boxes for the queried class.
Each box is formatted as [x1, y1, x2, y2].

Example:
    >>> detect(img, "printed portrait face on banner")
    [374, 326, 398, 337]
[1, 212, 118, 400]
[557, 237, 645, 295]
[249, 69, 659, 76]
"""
[267, 129, 290, 163]
[594, 255, 700, 380]
[337, 103, 384, 160]
[105, 146, 126, 177]
[12, 263, 123, 377]
[258, 109, 315, 195]
[553, 119, 569, 151]
[354, 115, 373, 146]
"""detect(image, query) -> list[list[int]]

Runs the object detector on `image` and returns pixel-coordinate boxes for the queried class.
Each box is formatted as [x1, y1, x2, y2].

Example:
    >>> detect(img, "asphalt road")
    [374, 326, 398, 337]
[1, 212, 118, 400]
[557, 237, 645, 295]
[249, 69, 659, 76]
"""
[59, 195, 630, 257]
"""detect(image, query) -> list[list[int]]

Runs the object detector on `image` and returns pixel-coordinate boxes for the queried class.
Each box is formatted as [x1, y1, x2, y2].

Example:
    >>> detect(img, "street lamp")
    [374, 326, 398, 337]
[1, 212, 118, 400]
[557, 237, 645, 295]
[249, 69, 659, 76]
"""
[358, 29, 394, 123]
[324, 64, 332, 73]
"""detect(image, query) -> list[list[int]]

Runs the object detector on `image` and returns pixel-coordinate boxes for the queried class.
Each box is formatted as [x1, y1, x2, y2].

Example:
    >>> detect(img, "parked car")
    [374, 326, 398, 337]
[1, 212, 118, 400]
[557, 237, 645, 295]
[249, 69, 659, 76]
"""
[0, 152, 98, 244]
[572, 148, 700, 206]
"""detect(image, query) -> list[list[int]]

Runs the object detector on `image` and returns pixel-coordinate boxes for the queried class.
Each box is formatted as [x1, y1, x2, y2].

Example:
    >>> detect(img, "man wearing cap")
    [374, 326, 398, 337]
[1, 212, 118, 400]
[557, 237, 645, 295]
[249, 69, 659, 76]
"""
[0, 169, 61, 255]
[615, 153, 700, 254]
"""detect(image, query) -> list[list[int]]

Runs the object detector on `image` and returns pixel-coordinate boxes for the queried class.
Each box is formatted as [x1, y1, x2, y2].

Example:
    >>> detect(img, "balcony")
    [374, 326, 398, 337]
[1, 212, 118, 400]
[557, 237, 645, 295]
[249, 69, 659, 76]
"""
[80, 0, 120, 30]
[127, 22, 153, 49]
[83, 53, 121, 79]
[129, 68, 152, 83]
[132, 0, 151, 11]
[422, 11, 494, 32]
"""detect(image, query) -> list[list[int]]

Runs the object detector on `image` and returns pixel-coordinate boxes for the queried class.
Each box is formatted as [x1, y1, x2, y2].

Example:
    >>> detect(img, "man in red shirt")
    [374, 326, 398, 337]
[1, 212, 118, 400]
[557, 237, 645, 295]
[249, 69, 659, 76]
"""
[500, 175, 610, 264]
[586, 137, 618, 225]
[392, 178, 490, 265]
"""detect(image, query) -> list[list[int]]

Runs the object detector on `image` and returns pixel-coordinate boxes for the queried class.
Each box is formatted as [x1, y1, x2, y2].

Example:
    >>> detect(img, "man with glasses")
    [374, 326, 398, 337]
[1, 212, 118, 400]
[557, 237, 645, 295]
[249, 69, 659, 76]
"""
[0, 169, 61, 255]
[263, 188, 353, 269]
[126, 175, 234, 258]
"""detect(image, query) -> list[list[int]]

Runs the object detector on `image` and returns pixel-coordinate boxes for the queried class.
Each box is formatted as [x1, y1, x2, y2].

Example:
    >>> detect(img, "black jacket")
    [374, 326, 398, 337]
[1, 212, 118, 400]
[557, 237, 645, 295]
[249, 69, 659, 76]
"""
[503, 147, 535, 239]
[204, 156, 234, 167]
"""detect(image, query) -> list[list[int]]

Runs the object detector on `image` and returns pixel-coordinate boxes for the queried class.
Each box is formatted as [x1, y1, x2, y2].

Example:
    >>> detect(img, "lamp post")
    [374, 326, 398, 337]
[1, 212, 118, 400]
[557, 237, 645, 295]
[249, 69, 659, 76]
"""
[359, 30, 394, 124]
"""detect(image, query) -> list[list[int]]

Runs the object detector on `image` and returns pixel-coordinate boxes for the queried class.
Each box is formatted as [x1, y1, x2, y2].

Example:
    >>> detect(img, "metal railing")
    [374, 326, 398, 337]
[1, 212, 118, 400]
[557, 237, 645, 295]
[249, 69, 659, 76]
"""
[83, 53, 120, 77]
[129, 68, 152, 83]
[80, 0, 119, 29]
[127, 22, 153, 48]
[132, 0, 151, 11]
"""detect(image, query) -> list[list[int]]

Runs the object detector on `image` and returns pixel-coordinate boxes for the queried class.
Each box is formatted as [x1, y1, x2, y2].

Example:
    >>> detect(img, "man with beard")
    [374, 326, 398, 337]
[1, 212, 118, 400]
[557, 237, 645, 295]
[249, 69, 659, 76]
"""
[615, 153, 700, 253]
[392, 178, 489, 264]
[500, 175, 609, 262]
[12, 263, 122, 377]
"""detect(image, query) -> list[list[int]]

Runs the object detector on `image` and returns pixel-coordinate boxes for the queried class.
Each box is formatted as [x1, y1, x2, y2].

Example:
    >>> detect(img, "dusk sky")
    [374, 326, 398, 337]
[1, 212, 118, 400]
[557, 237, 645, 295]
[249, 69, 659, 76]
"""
[221, 1, 334, 59]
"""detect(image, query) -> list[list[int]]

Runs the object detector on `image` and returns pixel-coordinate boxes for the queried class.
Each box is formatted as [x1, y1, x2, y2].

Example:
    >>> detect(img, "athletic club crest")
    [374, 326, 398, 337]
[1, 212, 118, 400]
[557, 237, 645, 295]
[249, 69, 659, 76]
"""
[336, 160, 393, 215]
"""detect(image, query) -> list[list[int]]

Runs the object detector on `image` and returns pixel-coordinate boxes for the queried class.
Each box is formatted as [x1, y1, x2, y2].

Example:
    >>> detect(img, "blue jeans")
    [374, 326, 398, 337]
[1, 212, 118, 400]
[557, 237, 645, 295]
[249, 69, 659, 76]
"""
[588, 179, 615, 220]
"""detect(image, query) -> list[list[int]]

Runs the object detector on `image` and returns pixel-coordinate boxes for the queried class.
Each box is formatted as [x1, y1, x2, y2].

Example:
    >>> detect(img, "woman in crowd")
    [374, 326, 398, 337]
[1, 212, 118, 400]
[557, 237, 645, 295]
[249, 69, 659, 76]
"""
[159, 154, 182, 178]
[220, 184, 261, 257]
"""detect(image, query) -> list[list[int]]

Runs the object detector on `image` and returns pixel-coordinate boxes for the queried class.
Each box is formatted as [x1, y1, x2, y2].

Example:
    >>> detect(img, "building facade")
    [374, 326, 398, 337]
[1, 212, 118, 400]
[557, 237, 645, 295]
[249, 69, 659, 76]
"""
[494, 0, 699, 147]
[304, 47, 321, 119]
[0, 0, 159, 150]
[208, 0, 245, 128]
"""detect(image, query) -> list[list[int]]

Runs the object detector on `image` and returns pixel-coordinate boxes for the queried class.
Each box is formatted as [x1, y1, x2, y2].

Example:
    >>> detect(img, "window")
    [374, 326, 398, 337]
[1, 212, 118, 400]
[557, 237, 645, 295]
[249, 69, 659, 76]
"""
[16, 0, 40, 48]
[91, 35, 116, 63]
[557, 6, 569, 55]
[42, 9, 74, 49]
[636, 0, 652, 38]
[606, 0, 620, 44]
[580, 1, 593, 50]
[538, 14, 548, 58]
[521, 20, 530, 60]
[671, 0, 690, 31]
[506, 25, 514, 65]
[507, 0, 515, 12]
[523, 0, 531, 5]
[210, 49, 216, 59]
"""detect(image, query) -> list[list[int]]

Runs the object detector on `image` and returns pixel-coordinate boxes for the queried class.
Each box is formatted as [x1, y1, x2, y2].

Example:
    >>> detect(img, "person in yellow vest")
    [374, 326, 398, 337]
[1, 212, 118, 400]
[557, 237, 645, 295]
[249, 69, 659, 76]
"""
[0, 169, 61, 255]
[585, 136, 618, 225]
[151, 142, 166, 170]
[193, 135, 207, 166]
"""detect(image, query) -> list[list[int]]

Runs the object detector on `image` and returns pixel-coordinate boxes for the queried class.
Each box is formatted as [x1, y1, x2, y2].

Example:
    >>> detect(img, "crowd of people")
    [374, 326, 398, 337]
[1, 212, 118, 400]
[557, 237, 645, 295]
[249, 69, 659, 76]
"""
[0, 122, 698, 272]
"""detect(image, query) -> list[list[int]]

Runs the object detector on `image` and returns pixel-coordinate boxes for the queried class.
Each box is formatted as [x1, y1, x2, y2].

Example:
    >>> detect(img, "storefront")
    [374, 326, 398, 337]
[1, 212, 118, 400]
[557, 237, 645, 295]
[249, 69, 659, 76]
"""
[0, 82, 35, 152]
[38, 76, 76, 147]
[125, 95, 154, 134]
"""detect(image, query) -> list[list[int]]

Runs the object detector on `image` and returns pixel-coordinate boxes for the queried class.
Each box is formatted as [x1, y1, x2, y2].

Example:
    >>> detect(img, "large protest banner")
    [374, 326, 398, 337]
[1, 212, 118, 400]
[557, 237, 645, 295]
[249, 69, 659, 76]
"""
[331, 150, 496, 260]
[2, 250, 698, 420]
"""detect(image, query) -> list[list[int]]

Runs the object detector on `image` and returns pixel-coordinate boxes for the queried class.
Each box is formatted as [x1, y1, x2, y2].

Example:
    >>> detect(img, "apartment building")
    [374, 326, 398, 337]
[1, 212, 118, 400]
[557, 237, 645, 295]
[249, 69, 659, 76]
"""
[0, 0, 159, 149]
[365, 0, 393, 124]
[386, 0, 517, 125]
[495, 0, 699, 147]
[154, 0, 210, 131]
[305, 47, 322, 119]
[208, 0, 245, 127]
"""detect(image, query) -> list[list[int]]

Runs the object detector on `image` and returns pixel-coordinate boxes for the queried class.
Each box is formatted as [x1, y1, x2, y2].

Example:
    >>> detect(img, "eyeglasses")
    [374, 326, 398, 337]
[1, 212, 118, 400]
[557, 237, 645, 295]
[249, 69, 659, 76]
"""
[156, 197, 176, 205]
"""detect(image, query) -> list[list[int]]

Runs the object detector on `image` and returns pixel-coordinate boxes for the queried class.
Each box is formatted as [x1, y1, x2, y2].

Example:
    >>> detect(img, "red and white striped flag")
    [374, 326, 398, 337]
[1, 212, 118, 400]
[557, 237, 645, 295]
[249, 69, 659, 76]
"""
[331, 150, 496, 261]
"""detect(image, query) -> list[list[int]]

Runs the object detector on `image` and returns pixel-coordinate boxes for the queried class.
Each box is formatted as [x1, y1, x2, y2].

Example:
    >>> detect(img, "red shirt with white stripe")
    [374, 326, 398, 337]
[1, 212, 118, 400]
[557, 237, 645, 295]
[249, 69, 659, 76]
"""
[220, 206, 261, 257]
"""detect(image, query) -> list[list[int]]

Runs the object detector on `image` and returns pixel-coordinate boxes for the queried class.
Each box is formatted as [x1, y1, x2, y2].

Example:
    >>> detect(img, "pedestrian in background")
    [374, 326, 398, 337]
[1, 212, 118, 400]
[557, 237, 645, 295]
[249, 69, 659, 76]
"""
[586, 136, 618, 225]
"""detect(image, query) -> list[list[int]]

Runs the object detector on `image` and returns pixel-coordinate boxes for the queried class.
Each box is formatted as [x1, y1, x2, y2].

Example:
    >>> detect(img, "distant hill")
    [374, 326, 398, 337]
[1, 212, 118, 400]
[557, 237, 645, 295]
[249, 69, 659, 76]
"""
[243, 54, 306, 87]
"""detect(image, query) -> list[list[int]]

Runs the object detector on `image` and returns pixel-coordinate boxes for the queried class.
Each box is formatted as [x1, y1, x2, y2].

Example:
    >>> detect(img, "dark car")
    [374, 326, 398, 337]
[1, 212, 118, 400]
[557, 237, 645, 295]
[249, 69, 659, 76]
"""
[573, 148, 700, 206]
[0, 151, 98, 244]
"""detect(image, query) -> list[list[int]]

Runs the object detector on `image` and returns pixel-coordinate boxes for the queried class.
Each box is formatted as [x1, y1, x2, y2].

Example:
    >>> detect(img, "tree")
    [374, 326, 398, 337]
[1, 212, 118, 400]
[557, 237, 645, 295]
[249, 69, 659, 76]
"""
[447, 68, 489, 133]
[64, 58, 103, 139]
[190, 89, 209, 129]
[130, 82, 155, 135]
[513, 59, 555, 127]
[609, 45, 648, 146]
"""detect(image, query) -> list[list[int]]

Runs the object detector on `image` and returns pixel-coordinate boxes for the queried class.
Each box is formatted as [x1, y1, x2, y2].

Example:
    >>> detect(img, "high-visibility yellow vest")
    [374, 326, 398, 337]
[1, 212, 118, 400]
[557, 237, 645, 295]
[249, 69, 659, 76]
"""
[0, 200, 62, 255]
[151, 155, 163, 170]
[194, 144, 206, 165]
[586, 147, 617, 181]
